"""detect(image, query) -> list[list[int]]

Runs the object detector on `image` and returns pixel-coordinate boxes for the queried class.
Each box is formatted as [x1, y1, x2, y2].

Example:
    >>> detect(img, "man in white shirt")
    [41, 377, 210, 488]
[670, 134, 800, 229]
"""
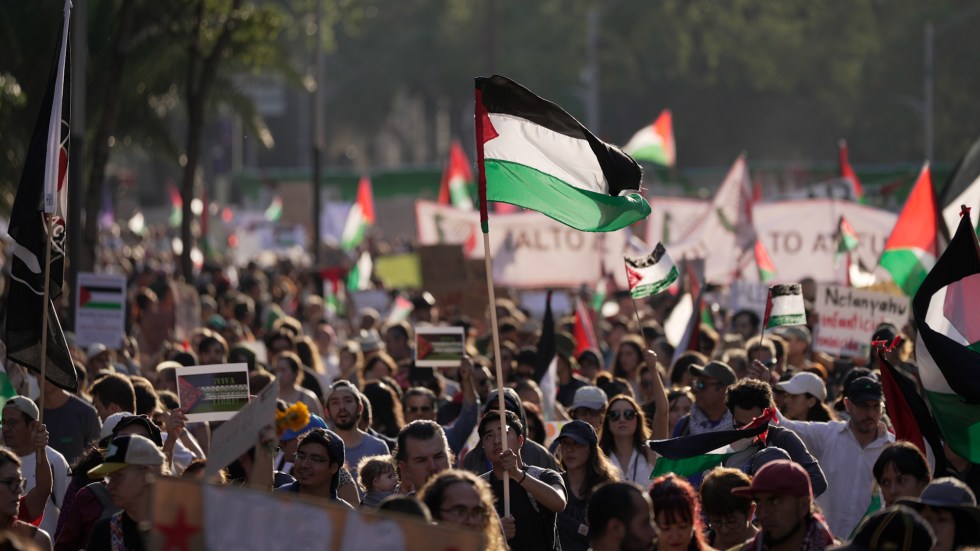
[2, 396, 69, 538]
[773, 374, 895, 538]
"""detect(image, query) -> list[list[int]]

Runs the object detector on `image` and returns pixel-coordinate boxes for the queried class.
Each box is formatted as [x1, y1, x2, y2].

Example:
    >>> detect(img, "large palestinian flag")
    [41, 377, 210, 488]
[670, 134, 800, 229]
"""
[475, 75, 650, 233]
[649, 408, 774, 478]
[913, 207, 980, 462]
[938, 133, 980, 239]
[623, 109, 676, 167]
[880, 163, 940, 296]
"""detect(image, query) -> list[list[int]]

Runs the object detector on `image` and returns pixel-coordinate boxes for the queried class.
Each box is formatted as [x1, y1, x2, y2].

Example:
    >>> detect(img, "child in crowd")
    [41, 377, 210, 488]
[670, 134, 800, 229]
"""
[357, 454, 399, 509]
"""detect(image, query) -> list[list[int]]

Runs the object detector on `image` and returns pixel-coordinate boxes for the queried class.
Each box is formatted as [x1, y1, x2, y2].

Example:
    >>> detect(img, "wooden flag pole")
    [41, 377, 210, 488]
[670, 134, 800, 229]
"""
[482, 231, 511, 518]
[37, 214, 56, 425]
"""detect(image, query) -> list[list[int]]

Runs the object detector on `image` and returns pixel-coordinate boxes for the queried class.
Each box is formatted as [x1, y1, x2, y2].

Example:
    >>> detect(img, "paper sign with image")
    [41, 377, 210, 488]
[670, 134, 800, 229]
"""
[415, 327, 465, 367]
[176, 363, 250, 422]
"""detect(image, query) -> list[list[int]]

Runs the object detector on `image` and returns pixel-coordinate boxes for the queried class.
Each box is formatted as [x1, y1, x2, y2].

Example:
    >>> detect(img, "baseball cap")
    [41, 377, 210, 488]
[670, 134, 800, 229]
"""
[897, 477, 980, 527]
[112, 414, 164, 447]
[88, 435, 165, 477]
[3, 396, 38, 422]
[548, 420, 598, 453]
[688, 361, 737, 386]
[100, 411, 136, 441]
[298, 428, 346, 469]
[324, 380, 361, 403]
[844, 376, 883, 403]
[775, 325, 812, 344]
[831, 505, 935, 551]
[732, 459, 812, 499]
[572, 386, 608, 411]
[776, 371, 828, 401]
[86, 343, 108, 359]
[281, 413, 329, 442]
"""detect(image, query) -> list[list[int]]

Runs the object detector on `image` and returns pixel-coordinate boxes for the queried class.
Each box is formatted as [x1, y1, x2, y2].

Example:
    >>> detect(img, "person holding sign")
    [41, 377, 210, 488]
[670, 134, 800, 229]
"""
[478, 410, 567, 551]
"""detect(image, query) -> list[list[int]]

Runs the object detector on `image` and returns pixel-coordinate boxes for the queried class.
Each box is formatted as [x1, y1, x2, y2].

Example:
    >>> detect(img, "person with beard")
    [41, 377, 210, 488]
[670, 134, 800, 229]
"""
[276, 428, 355, 510]
[731, 460, 835, 551]
[771, 374, 894, 538]
[587, 481, 658, 551]
[324, 381, 388, 482]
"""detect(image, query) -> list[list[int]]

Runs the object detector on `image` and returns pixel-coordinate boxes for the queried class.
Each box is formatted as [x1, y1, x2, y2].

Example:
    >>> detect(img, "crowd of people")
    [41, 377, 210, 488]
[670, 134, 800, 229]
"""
[0, 255, 977, 551]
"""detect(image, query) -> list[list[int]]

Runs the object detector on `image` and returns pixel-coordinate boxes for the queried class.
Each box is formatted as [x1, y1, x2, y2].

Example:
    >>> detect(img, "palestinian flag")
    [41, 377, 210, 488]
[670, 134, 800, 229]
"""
[475, 75, 650, 233]
[385, 295, 414, 325]
[877, 344, 948, 475]
[341, 176, 376, 251]
[346, 250, 373, 291]
[880, 163, 940, 297]
[668, 260, 703, 362]
[839, 139, 864, 202]
[572, 297, 599, 358]
[79, 284, 124, 310]
[938, 133, 980, 239]
[763, 284, 806, 329]
[836, 215, 859, 257]
[649, 408, 775, 478]
[623, 109, 676, 167]
[848, 256, 877, 288]
[913, 206, 980, 462]
[168, 183, 182, 227]
[755, 240, 776, 282]
[625, 242, 679, 299]
[438, 140, 475, 210]
[264, 196, 283, 222]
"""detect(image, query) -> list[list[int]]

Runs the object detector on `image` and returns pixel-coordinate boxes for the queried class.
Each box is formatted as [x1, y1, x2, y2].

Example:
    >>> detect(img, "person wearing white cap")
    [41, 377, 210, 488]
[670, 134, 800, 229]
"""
[777, 371, 836, 422]
[85, 343, 113, 375]
[2, 396, 69, 539]
[85, 435, 167, 551]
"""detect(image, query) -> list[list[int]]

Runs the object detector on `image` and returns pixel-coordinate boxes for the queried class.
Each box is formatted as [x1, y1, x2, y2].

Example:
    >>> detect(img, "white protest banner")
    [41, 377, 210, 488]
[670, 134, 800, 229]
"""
[152, 477, 484, 550]
[812, 284, 910, 358]
[728, 281, 770, 320]
[74, 272, 127, 348]
[752, 200, 895, 284]
[205, 382, 278, 476]
[176, 363, 250, 422]
[645, 196, 710, 248]
[416, 326, 466, 368]
[415, 200, 626, 288]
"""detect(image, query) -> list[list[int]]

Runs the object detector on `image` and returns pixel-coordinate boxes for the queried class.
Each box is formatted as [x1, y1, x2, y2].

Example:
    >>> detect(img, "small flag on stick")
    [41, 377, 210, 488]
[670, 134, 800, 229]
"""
[762, 284, 806, 329]
[625, 243, 679, 300]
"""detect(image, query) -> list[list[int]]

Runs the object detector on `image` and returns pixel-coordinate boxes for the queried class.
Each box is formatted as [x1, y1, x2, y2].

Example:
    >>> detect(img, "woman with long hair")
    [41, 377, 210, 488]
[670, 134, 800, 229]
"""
[361, 380, 404, 439]
[599, 395, 656, 485]
[551, 421, 620, 551]
[271, 351, 324, 418]
[667, 388, 695, 435]
[612, 335, 646, 398]
[360, 352, 398, 386]
[776, 371, 836, 422]
[650, 473, 713, 551]
[419, 469, 510, 551]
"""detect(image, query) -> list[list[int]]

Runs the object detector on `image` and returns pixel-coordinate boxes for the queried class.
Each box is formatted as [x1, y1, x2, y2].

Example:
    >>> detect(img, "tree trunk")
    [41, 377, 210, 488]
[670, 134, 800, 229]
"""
[81, 2, 135, 272]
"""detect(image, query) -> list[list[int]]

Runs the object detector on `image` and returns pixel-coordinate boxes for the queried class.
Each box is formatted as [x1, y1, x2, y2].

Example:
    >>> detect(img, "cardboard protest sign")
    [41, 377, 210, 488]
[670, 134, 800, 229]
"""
[151, 477, 484, 551]
[74, 272, 127, 348]
[176, 363, 250, 422]
[374, 253, 422, 289]
[205, 382, 278, 476]
[415, 326, 466, 367]
[812, 284, 911, 358]
[419, 244, 469, 293]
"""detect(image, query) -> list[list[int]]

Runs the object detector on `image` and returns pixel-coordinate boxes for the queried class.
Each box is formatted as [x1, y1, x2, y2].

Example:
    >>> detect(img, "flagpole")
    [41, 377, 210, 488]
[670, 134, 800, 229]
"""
[476, 81, 510, 518]
[38, 214, 55, 425]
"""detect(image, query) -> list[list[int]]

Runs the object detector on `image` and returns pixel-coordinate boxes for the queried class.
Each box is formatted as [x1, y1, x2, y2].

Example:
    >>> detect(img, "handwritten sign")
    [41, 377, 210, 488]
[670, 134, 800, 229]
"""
[206, 382, 279, 476]
[176, 363, 250, 422]
[812, 285, 910, 358]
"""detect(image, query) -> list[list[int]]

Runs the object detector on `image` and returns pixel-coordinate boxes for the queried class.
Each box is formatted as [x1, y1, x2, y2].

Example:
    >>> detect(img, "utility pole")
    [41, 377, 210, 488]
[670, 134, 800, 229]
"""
[311, 0, 324, 267]
[924, 21, 934, 163]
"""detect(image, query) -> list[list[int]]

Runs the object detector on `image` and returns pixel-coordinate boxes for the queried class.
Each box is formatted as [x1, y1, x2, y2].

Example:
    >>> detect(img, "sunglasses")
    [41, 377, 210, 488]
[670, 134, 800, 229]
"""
[607, 409, 637, 422]
[693, 380, 722, 391]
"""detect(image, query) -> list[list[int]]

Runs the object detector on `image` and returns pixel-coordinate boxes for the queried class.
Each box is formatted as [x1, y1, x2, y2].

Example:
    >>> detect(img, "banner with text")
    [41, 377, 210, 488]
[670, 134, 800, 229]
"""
[812, 285, 910, 358]
[415, 200, 627, 288]
[647, 198, 897, 284]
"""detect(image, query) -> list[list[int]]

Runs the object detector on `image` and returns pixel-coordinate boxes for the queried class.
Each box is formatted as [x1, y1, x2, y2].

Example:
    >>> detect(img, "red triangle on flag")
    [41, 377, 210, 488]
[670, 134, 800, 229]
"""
[626, 265, 643, 289]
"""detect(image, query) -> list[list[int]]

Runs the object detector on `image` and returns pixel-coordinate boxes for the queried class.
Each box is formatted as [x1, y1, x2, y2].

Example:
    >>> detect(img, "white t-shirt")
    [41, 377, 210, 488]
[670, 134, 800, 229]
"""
[21, 446, 70, 538]
[610, 448, 653, 487]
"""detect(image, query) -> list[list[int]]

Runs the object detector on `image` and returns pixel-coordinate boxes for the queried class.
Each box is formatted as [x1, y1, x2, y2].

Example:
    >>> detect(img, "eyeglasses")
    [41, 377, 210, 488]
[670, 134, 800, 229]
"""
[707, 515, 744, 531]
[406, 406, 434, 414]
[440, 505, 489, 522]
[293, 451, 329, 465]
[0, 477, 26, 494]
[692, 380, 723, 392]
[607, 409, 637, 422]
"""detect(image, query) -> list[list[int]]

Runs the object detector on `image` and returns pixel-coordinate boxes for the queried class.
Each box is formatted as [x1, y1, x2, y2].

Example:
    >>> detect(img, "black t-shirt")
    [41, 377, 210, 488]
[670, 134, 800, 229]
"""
[44, 394, 101, 465]
[87, 512, 147, 551]
[556, 474, 589, 551]
[481, 466, 565, 551]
